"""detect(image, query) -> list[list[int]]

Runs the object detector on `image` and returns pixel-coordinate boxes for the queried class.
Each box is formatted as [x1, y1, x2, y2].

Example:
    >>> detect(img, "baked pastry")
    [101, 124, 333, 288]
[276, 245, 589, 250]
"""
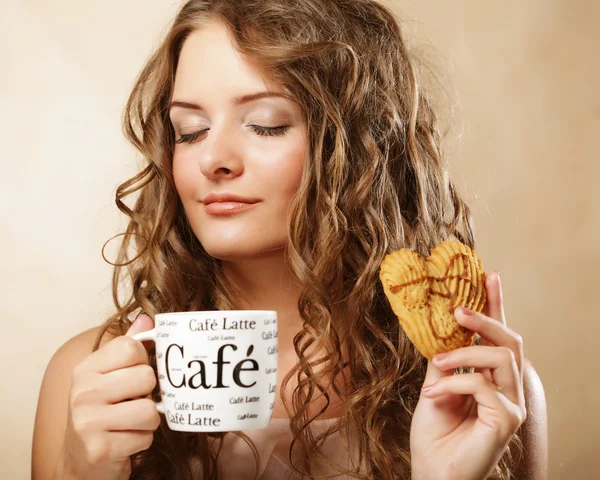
[379, 240, 487, 360]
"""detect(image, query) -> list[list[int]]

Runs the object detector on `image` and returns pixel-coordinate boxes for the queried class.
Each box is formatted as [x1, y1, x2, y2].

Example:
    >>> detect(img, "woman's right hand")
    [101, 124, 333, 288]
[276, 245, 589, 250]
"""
[56, 314, 161, 480]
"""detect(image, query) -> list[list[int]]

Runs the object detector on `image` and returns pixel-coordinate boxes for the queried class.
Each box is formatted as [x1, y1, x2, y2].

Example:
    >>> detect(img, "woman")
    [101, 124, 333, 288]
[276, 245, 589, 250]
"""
[32, 1, 548, 479]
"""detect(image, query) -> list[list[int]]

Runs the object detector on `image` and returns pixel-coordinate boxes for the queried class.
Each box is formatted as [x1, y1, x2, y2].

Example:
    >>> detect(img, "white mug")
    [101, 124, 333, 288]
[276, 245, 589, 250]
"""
[133, 310, 278, 432]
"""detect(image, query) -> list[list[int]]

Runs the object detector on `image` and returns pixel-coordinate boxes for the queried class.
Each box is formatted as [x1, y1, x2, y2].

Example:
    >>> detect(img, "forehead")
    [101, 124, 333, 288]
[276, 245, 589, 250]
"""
[174, 23, 274, 97]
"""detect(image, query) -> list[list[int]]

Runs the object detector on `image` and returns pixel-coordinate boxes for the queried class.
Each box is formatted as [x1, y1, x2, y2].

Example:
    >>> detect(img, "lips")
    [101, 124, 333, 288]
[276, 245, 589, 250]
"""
[202, 193, 260, 205]
[203, 202, 258, 215]
[202, 193, 260, 216]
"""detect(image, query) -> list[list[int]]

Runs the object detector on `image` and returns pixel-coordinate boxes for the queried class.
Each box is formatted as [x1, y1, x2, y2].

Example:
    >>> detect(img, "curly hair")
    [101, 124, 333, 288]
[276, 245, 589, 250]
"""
[94, 0, 521, 478]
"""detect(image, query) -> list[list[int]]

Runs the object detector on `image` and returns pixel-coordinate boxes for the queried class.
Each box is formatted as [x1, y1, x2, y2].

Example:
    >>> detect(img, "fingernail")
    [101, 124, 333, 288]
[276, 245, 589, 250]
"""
[456, 306, 475, 316]
[421, 383, 435, 392]
[129, 317, 141, 327]
[494, 270, 500, 279]
[433, 352, 449, 363]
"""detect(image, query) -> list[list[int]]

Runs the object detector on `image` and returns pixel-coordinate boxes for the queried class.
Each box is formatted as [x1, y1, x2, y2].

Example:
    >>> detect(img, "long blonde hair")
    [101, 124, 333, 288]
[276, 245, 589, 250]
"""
[95, 0, 521, 478]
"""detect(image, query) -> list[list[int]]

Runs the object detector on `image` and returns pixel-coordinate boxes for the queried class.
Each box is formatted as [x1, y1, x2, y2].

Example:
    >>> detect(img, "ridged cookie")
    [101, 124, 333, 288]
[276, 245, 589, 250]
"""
[379, 241, 487, 360]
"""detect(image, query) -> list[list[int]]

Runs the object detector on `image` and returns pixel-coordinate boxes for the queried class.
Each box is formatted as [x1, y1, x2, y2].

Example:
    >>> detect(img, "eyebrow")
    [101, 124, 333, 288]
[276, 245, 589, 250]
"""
[169, 91, 289, 111]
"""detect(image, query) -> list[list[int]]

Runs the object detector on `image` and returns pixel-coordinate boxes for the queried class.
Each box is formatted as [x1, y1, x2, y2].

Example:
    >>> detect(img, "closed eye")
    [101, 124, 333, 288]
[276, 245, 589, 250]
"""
[175, 125, 290, 144]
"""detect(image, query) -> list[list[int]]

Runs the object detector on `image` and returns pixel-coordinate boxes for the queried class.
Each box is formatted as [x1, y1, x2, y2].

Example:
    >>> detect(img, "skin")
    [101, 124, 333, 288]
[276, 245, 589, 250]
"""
[169, 23, 347, 420]
[411, 271, 548, 480]
[31, 20, 547, 480]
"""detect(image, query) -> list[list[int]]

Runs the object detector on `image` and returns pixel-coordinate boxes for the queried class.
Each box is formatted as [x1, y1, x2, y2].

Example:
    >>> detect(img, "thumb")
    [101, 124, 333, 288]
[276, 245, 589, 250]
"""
[126, 313, 155, 336]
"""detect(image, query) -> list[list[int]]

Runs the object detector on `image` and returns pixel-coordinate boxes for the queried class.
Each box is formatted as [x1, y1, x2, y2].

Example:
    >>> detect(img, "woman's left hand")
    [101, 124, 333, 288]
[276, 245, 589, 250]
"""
[410, 271, 527, 480]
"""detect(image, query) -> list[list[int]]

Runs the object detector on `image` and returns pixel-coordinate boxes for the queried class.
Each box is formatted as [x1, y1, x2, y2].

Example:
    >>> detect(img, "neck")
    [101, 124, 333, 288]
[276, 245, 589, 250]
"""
[220, 249, 351, 420]
[220, 249, 349, 335]
[221, 248, 304, 332]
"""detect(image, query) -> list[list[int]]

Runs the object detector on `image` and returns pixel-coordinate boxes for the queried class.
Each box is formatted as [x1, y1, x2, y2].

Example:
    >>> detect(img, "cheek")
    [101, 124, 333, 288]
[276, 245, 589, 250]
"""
[274, 142, 308, 198]
[172, 153, 196, 199]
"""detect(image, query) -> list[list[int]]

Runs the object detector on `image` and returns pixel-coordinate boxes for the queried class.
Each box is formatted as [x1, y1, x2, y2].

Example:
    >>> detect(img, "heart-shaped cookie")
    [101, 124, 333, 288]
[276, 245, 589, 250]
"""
[379, 240, 487, 360]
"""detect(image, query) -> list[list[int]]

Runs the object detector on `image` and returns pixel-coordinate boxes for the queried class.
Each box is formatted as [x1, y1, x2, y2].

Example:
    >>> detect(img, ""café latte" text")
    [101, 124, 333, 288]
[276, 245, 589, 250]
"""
[189, 318, 257, 331]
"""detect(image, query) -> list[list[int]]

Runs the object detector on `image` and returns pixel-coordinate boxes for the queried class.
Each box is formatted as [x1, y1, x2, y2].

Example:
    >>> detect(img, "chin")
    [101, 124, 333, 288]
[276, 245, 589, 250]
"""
[200, 238, 287, 261]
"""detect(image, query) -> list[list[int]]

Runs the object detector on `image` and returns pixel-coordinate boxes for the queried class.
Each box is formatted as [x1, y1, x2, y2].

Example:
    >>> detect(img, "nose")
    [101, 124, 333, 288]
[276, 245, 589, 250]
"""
[197, 123, 244, 181]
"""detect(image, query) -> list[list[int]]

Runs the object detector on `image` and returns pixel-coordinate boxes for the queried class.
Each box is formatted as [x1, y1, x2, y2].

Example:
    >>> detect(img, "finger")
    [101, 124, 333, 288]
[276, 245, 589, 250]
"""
[101, 364, 157, 404]
[470, 333, 493, 381]
[422, 373, 501, 407]
[454, 307, 524, 374]
[103, 398, 162, 432]
[102, 430, 155, 461]
[432, 346, 521, 404]
[126, 314, 156, 350]
[470, 332, 492, 381]
[483, 270, 505, 325]
[480, 270, 504, 348]
[477, 366, 494, 383]
[421, 373, 525, 438]
[421, 358, 455, 390]
[82, 335, 149, 375]
[126, 313, 155, 336]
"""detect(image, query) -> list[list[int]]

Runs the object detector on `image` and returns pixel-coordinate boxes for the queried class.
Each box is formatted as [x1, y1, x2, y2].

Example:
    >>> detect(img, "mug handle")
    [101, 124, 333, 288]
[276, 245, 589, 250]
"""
[132, 329, 166, 415]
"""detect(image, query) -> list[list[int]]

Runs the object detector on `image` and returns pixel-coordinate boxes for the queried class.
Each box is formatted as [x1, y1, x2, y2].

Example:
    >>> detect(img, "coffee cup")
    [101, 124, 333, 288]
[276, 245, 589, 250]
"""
[133, 310, 278, 432]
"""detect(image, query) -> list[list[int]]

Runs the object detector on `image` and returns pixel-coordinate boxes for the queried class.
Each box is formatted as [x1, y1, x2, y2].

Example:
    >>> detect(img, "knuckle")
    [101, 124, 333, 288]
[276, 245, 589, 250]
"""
[72, 411, 99, 436]
[472, 372, 487, 386]
[106, 335, 126, 351]
[71, 415, 88, 435]
[70, 386, 98, 410]
[510, 413, 523, 433]
[120, 337, 147, 364]
[71, 361, 89, 381]
[501, 346, 516, 364]
[149, 409, 162, 430]
[519, 405, 528, 425]
[506, 404, 526, 434]
[86, 437, 111, 465]
[140, 365, 157, 391]
[513, 333, 524, 352]
[140, 431, 155, 451]
[139, 398, 159, 424]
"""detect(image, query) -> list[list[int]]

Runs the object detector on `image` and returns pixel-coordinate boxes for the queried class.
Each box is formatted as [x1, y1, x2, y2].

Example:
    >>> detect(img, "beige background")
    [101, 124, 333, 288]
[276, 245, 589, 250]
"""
[1, 0, 597, 478]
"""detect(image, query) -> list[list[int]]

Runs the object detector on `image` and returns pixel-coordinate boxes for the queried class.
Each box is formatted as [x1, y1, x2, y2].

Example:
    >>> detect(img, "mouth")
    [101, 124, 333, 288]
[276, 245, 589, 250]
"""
[202, 201, 259, 216]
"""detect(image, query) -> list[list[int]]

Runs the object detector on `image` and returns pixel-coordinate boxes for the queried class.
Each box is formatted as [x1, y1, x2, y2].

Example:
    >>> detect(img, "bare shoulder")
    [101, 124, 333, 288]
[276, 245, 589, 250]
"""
[31, 326, 118, 479]
[38, 326, 117, 384]
[51, 325, 117, 362]
[514, 360, 548, 480]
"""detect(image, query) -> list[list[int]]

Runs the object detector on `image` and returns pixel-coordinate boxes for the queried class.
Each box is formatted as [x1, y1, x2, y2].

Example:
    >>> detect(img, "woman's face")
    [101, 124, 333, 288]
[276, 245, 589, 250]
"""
[170, 22, 308, 261]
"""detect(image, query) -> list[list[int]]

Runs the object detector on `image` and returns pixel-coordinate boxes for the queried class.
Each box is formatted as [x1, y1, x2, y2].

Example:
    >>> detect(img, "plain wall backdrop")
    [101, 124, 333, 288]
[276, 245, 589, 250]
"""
[1, 0, 598, 478]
